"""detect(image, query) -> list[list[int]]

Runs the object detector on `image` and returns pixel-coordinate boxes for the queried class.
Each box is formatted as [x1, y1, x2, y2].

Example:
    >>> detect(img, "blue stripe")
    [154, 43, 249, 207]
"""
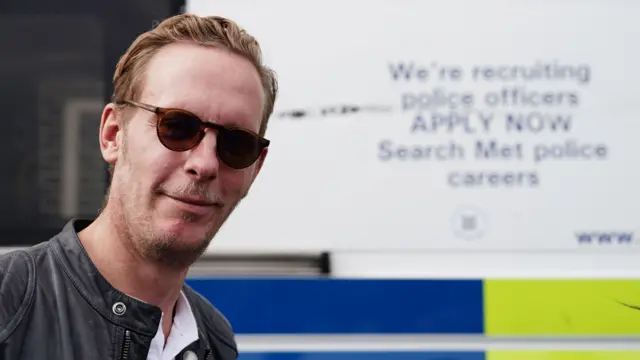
[186, 278, 484, 334]
[238, 352, 486, 360]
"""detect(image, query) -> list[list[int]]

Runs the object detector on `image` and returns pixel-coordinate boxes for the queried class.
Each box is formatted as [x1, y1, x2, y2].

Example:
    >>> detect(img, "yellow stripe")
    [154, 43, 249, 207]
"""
[484, 280, 640, 335]
[487, 351, 640, 360]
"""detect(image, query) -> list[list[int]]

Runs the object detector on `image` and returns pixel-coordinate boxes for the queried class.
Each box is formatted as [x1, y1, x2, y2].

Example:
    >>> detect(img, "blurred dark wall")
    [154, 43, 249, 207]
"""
[0, 0, 184, 245]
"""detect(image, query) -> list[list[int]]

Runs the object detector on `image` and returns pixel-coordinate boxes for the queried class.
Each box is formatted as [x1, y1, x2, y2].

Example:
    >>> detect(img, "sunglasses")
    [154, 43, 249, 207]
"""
[117, 99, 270, 170]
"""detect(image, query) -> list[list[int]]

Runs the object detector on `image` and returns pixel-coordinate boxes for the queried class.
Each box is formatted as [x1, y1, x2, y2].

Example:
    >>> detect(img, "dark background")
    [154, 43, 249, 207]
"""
[0, 0, 184, 245]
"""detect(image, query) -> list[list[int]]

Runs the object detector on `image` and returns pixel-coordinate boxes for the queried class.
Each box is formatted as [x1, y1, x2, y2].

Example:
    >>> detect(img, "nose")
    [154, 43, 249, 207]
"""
[183, 131, 219, 182]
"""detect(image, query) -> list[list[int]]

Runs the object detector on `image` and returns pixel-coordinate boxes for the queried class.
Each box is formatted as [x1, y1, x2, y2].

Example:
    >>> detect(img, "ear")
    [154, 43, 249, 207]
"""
[253, 147, 268, 179]
[99, 103, 123, 167]
[242, 148, 268, 198]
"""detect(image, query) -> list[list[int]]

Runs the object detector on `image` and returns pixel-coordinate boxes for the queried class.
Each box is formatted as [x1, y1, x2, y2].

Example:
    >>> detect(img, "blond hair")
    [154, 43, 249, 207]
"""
[112, 13, 278, 136]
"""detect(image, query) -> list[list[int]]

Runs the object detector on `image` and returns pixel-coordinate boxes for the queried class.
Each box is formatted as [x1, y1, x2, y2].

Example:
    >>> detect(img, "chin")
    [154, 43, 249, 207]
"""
[138, 219, 214, 268]
[158, 216, 213, 242]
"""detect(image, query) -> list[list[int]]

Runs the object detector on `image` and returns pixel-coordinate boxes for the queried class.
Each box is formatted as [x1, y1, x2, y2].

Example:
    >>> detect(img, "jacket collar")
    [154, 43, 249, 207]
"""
[50, 219, 162, 337]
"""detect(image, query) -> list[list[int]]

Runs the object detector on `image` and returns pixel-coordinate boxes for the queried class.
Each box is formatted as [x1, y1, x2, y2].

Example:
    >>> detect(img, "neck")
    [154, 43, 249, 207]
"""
[78, 208, 188, 337]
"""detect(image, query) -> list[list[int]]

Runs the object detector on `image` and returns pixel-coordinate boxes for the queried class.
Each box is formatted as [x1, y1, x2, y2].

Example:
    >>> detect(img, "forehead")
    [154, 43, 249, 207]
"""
[140, 42, 264, 131]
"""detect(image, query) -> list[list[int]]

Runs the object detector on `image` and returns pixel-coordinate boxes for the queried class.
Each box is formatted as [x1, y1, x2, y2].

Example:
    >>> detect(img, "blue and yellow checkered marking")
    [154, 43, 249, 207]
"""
[487, 351, 640, 360]
[484, 280, 640, 335]
[236, 351, 640, 360]
[186, 277, 640, 335]
[187, 278, 484, 334]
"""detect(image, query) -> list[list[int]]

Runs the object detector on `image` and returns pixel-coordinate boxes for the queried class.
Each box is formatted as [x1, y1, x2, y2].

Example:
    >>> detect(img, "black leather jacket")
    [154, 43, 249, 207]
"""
[0, 219, 238, 360]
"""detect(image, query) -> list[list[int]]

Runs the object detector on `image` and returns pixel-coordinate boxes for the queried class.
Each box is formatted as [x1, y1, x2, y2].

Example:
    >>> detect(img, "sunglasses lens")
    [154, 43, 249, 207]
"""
[157, 111, 202, 151]
[218, 129, 263, 169]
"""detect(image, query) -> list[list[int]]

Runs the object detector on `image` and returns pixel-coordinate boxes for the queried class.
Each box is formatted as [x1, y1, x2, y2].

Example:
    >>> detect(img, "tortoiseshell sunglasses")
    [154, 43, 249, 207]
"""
[118, 99, 269, 169]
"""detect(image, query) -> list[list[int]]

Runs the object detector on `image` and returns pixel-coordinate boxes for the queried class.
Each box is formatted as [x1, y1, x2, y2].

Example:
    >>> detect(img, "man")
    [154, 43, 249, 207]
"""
[0, 13, 277, 360]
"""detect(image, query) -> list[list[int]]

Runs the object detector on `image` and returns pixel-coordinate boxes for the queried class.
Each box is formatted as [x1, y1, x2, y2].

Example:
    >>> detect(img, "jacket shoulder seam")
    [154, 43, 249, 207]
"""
[0, 250, 37, 343]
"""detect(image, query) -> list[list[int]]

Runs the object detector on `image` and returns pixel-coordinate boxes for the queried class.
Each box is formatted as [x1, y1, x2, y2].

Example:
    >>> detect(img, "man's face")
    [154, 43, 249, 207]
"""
[100, 42, 266, 267]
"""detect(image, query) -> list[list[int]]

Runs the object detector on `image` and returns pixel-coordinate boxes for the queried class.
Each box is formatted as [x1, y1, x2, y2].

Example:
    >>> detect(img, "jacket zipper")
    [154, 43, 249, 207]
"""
[205, 348, 214, 359]
[120, 330, 131, 360]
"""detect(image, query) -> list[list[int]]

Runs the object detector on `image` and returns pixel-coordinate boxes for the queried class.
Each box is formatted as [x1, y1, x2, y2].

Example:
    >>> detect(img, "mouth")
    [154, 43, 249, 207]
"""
[163, 194, 224, 214]
[172, 196, 215, 206]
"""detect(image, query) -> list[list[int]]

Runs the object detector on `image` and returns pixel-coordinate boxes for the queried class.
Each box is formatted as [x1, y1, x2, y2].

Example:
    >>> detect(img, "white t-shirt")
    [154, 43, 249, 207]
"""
[146, 291, 199, 360]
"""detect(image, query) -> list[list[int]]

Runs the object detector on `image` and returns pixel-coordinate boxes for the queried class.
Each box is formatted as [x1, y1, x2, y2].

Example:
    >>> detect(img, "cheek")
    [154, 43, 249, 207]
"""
[218, 169, 254, 199]
[124, 137, 177, 191]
